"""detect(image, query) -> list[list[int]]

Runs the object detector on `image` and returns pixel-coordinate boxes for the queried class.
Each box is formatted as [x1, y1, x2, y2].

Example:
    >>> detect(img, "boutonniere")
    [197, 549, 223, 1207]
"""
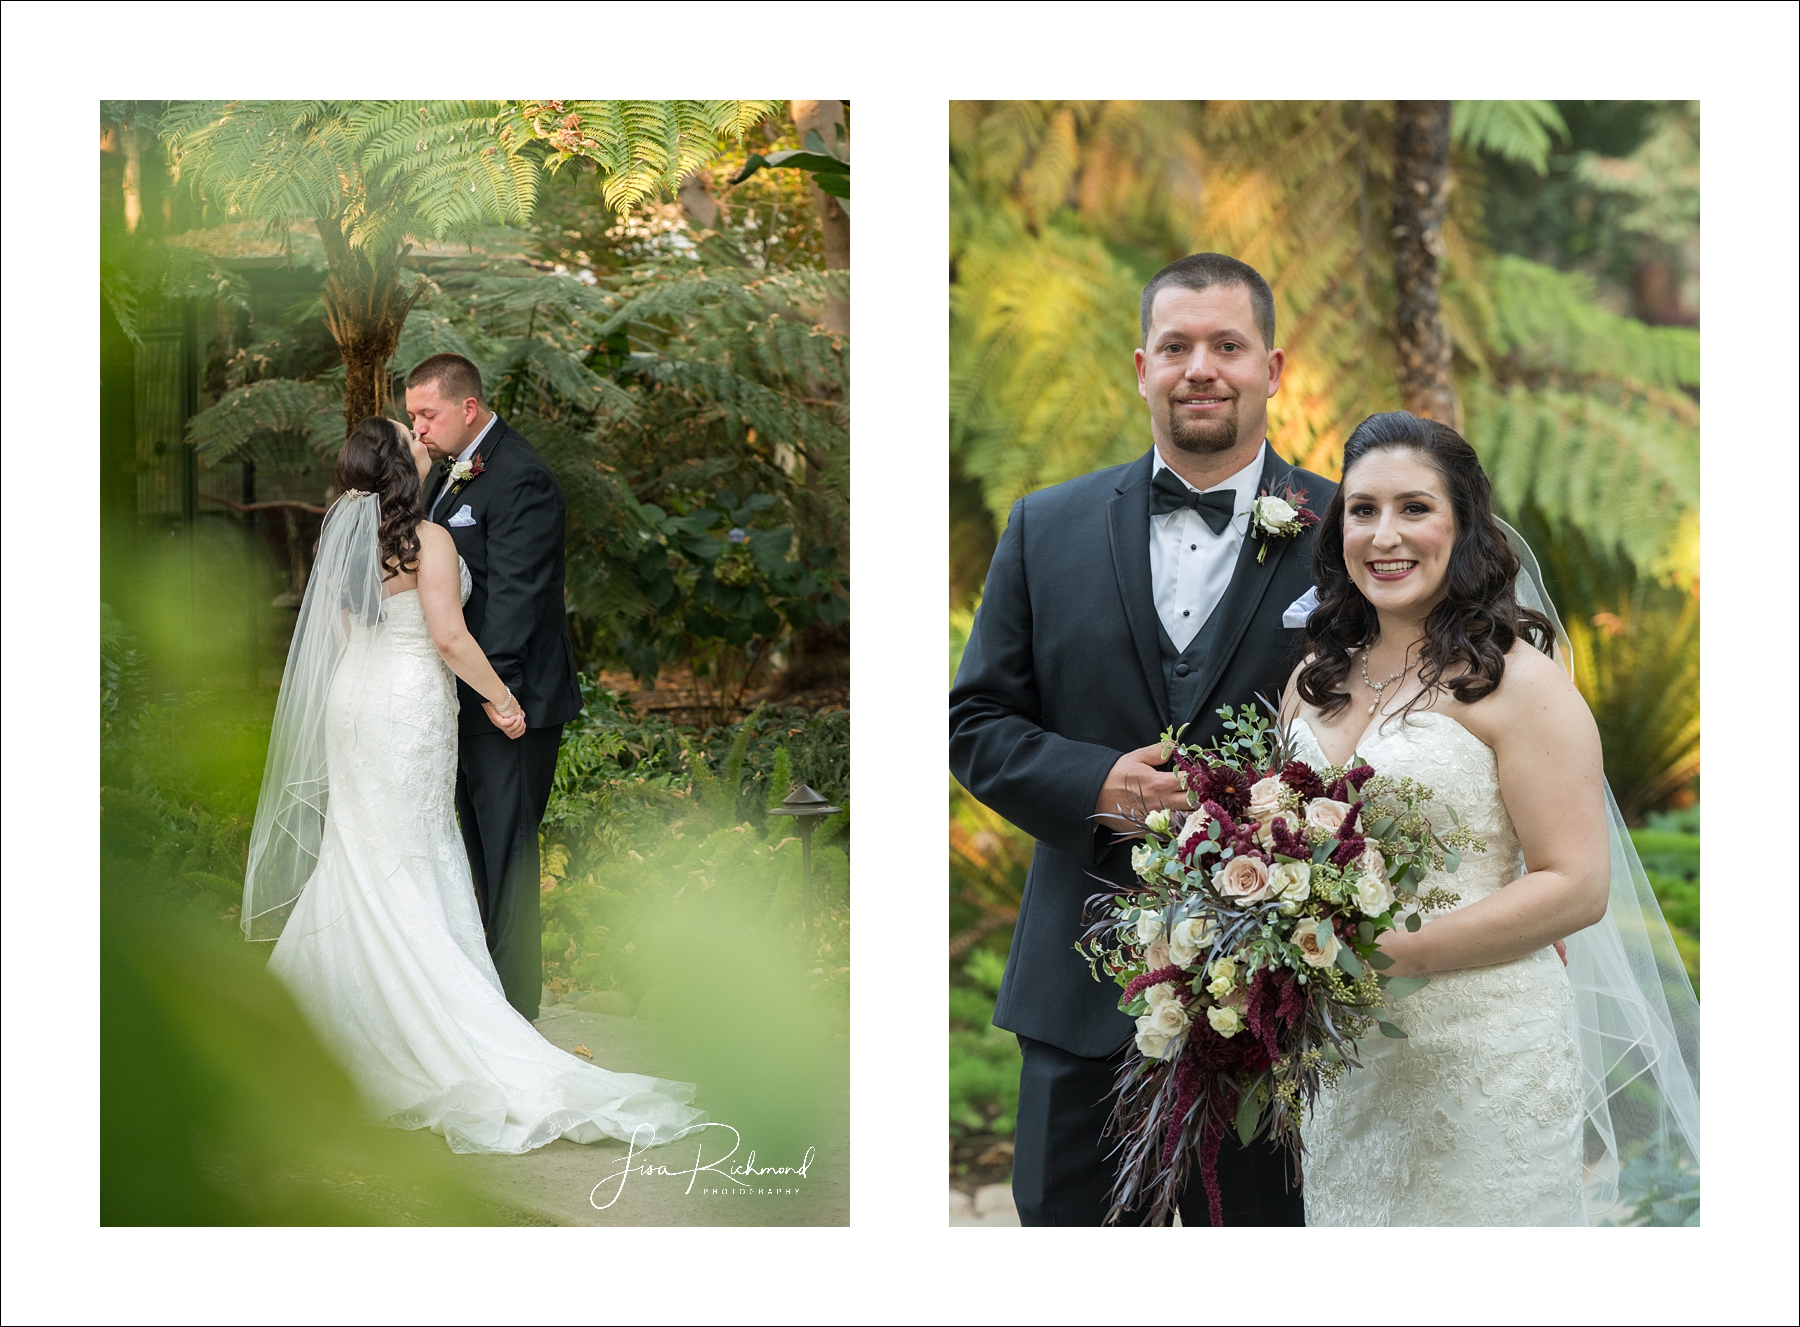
[447, 454, 485, 494]
[1246, 484, 1319, 563]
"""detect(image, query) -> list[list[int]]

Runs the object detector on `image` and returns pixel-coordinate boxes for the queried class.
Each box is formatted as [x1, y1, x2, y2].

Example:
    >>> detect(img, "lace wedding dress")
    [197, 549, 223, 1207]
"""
[1293, 711, 1587, 1226]
[264, 559, 703, 1154]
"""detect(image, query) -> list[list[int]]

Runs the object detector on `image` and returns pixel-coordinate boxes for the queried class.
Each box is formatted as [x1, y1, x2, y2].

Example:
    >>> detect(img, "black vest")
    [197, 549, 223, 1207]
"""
[1157, 616, 1214, 731]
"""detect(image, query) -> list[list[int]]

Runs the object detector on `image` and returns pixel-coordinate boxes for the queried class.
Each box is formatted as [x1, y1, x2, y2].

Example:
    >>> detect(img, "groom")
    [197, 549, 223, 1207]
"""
[407, 353, 584, 1019]
[950, 254, 1336, 1225]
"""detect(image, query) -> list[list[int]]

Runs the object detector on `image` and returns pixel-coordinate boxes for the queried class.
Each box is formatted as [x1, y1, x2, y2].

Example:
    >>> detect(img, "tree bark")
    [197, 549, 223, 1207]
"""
[314, 218, 421, 434]
[678, 170, 720, 231]
[789, 100, 849, 334]
[1391, 101, 1459, 428]
[121, 121, 143, 234]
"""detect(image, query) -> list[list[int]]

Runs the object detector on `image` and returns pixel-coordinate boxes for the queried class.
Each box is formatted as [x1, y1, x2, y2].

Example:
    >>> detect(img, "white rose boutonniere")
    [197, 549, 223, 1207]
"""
[1245, 483, 1320, 563]
[449, 459, 475, 483]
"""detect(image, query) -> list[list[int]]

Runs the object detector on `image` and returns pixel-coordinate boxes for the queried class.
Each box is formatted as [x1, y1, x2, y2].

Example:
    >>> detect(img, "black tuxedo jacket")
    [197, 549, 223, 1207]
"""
[950, 446, 1336, 1057]
[421, 415, 584, 736]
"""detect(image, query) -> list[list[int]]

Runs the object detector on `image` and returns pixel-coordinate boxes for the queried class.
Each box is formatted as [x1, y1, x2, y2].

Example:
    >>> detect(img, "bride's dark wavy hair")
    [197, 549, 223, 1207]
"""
[1297, 411, 1555, 720]
[336, 417, 423, 581]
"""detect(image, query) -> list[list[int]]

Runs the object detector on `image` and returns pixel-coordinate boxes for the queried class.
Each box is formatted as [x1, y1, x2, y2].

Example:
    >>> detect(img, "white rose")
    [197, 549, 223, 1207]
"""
[1206, 973, 1233, 1000]
[449, 459, 474, 482]
[1144, 808, 1173, 837]
[1144, 935, 1171, 973]
[1246, 775, 1286, 823]
[1213, 855, 1273, 906]
[1207, 1005, 1244, 1038]
[1354, 847, 1394, 916]
[1168, 916, 1216, 967]
[1148, 999, 1191, 1039]
[1134, 909, 1165, 946]
[1143, 981, 1179, 1011]
[1269, 861, 1312, 906]
[1256, 495, 1297, 527]
[1305, 797, 1354, 834]
[1135, 1016, 1173, 1058]
[1208, 955, 1238, 984]
[1130, 842, 1154, 876]
[1294, 918, 1342, 968]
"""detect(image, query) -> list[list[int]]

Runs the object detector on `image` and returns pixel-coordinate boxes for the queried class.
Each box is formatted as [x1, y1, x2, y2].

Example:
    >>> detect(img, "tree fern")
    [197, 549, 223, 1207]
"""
[1451, 101, 1569, 174]
[186, 379, 342, 468]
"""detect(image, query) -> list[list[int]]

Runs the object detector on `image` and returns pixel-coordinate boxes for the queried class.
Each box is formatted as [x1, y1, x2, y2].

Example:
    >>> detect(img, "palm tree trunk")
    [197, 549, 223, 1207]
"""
[1391, 101, 1459, 427]
[790, 100, 848, 335]
[314, 218, 421, 434]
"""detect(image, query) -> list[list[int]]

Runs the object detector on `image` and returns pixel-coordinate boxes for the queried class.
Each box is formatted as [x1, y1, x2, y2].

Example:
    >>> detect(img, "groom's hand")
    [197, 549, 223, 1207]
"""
[1094, 743, 1186, 831]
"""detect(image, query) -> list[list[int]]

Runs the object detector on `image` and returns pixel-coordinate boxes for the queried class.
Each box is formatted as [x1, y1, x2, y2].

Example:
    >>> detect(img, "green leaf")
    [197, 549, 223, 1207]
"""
[1311, 843, 1332, 865]
[1367, 816, 1395, 838]
[1235, 1087, 1262, 1146]
[1444, 848, 1462, 873]
[1367, 950, 1395, 970]
[1335, 946, 1363, 979]
[1357, 921, 1375, 944]
[1404, 912, 1422, 933]
[1382, 975, 1429, 999]
[1376, 1020, 1409, 1039]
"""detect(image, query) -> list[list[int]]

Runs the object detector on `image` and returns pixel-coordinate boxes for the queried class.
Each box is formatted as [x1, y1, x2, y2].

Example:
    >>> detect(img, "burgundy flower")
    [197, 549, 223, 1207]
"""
[1269, 816, 1311, 861]
[1279, 760, 1326, 801]
[1121, 965, 1189, 1004]
[1329, 831, 1366, 867]
[1201, 766, 1253, 820]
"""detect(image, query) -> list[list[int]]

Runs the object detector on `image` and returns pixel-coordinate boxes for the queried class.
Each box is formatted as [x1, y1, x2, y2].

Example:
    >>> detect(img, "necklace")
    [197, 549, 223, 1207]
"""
[1359, 647, 1413, 716]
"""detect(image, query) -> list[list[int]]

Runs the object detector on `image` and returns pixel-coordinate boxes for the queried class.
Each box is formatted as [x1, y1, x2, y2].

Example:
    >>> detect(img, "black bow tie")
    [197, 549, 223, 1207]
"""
[1149, 468, 1237, 534]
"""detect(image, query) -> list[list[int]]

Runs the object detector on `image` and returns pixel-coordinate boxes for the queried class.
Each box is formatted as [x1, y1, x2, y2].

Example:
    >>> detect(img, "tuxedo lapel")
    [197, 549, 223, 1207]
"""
[422, 461, 451, 517]
[1105, 451, 1171, 728]
[1180, 447, 1299, 726]
[427, 418, 511, 518]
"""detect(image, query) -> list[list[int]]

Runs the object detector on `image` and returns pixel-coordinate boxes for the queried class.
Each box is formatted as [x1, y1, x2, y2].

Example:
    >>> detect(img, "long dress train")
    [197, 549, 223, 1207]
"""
[269, 573, 701, 1154]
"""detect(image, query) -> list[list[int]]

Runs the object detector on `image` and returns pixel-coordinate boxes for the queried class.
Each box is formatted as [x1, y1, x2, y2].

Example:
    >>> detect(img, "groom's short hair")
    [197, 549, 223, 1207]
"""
[1139, 253, 1276, 351]
[407, 353, 484, 406]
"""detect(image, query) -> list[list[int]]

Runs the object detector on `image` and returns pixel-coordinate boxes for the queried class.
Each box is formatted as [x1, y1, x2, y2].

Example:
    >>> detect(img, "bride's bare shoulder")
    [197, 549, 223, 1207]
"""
[1454, 638, 1591, 747]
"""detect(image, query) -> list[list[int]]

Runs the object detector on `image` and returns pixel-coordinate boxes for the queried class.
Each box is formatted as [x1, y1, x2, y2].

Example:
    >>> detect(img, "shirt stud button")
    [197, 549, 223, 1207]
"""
[1190, 544, 1197, 550]
[1182, 610, 1190, 617]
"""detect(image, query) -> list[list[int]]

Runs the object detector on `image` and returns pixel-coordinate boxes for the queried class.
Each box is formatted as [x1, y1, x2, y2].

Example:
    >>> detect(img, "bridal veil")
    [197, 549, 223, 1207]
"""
[242, 491, 385, 941]
[1502, 520, 1701, 1224]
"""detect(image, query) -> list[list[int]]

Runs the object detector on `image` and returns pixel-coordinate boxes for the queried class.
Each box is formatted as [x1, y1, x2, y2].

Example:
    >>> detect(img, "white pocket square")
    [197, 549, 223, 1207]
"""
[447, 505, 477, 528]
[1282, 586, 1319, 628]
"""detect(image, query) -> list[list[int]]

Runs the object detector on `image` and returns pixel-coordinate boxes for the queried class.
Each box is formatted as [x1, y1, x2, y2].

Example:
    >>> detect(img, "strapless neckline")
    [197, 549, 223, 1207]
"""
[1298, 709, 1483, 770]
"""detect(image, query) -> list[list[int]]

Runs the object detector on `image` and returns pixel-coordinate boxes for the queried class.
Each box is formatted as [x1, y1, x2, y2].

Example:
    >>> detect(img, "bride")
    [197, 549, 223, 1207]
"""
[1282, 411, 1698, 1226]
[241, 416, 702, 1155]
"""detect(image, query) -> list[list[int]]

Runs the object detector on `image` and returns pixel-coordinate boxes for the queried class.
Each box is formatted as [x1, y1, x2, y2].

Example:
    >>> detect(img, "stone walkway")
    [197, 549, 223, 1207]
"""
[389, 1007, 848, 1226]
[949, 1183, 1019, 1226]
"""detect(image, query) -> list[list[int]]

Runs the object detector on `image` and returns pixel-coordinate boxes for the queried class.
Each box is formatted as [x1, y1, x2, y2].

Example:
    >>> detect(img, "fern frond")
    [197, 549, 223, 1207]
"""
[1452, 101, 1569, 174]
[186, 379, 342, 468]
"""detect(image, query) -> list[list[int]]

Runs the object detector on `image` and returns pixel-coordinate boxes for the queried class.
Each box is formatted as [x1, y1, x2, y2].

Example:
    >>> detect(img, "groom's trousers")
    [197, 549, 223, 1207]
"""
[456, 723, 563, 1019]
[1012, 1034, 1306, 1226]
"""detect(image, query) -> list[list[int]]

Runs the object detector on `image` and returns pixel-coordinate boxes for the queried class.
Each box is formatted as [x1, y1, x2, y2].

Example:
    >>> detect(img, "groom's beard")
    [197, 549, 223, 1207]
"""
[1161, 395, 1242, 455]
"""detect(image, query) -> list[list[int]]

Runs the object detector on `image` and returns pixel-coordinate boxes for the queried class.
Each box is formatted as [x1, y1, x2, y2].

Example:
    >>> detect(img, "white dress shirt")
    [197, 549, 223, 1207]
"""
[1150, 442, 1266, 651]
[429, 412, 499, 522]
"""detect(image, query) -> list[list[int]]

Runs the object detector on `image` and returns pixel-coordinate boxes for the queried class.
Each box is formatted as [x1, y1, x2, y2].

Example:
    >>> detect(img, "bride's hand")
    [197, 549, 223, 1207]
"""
[484, 693, 527, 740]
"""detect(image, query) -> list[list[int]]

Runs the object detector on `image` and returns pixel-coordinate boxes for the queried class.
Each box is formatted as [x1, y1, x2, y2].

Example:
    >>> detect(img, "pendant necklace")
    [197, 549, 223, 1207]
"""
[1360, 647, 1413, 716]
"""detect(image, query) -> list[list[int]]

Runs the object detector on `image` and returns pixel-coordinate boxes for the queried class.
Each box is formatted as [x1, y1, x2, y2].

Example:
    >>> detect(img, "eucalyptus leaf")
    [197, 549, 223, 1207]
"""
[1405, 912, 1422, 932]
[1235, 1088, 1262, 1146]
[1444, 848, 1461, 873]
[1376, 1020, 1409, 1039]
[1357, 921, 1375, 944]
[1368, 949, 1395, 970]
[1335, 946, 1363, 979]
[1368, 816, 1395, 837]
[1312, 843, 1332, 864]
[1383, 975, 1429, 999]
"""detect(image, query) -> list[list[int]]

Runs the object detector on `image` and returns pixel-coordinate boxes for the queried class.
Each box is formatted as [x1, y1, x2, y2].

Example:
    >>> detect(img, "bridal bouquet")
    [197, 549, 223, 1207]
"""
[1077, 701, 1485, 1225]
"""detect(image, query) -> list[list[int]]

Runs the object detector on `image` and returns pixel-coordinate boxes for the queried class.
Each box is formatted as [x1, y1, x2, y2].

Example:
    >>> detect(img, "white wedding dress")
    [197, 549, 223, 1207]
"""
[264, 561, 703, 1154]
[1293, 711, 1587, 1226]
